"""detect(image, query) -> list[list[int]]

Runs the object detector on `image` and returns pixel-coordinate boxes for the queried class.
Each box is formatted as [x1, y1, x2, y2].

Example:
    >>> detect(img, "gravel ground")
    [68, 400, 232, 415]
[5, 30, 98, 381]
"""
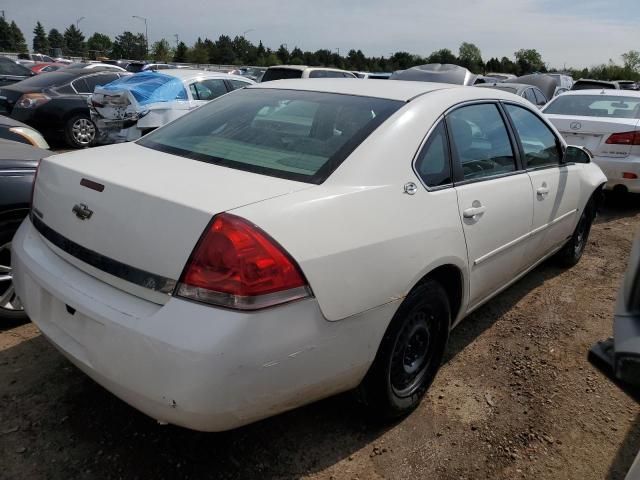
[1, 195, 639, 480]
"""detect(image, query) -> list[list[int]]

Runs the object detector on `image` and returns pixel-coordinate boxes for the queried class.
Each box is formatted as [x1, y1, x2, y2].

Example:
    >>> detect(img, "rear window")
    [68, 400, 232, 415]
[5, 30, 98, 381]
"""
[260, 68, 303, 82]
[485, 85, 518, 94]
[138, 88, 402, 183]
[544, 95, 640, 119]
[572, 81, 616, 90]
[0, 58, 33, 77]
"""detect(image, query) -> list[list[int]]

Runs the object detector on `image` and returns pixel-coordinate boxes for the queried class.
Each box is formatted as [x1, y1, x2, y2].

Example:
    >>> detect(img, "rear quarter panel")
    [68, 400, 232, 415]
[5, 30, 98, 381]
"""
[233, 90, 474, 322]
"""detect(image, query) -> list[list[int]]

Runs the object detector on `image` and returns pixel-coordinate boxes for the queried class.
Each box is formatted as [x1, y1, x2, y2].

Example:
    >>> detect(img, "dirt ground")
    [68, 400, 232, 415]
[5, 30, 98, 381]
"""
[2, 195, 640, 480]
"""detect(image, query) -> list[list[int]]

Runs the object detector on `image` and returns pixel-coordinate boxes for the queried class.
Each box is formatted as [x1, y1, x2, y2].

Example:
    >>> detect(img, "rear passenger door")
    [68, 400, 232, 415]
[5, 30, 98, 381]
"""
[503, 103, 580, 263]
[447, 103, 534, 307]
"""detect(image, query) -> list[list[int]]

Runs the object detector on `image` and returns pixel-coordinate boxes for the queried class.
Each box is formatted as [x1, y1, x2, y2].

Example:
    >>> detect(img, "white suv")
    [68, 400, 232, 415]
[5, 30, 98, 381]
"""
[261, 65, 357, 82]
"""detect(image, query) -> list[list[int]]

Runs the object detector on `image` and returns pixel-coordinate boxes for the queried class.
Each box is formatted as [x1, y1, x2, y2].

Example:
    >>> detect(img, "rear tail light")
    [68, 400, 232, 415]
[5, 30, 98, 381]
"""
[16, 93, 51, 109]
[175, 213, 310, 310]
[606, 131, 640, 145]
[623, 172, 638, 179]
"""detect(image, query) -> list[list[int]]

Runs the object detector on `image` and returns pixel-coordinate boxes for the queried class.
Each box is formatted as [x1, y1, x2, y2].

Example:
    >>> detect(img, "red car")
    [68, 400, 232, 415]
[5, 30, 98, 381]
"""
[30, 62, 66, 74]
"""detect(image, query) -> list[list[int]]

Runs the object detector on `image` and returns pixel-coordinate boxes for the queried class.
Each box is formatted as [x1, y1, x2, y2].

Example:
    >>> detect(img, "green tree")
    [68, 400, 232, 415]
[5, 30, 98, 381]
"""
[0, 17, 12, 51]
[87, 33, 112, 59]
[499, 56, 517, 74]
[173, 41, 188, 62]
[63, 24, 85, 55]
[485, 57, 501, 73]
[188, 37, 209, 64]
[111, 31, 146, 60]
[427, 48, 457, 65]
[514, 48, 545, 75]
[290, 47, 305, 66]
[33, 21, 49, 53]
[48, 28, 64, 52]
[458, 42, 483, 72]
[622, 50, 640, 73]
[214, 35, 235, 64]
[10, 21, 28, 53]
[276, 44, 289, 64]
[151, 39, 173, 63]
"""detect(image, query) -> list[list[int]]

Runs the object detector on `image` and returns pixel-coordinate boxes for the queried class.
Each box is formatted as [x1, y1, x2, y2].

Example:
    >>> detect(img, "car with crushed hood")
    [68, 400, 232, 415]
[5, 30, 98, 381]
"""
[89, 69, 255, 144]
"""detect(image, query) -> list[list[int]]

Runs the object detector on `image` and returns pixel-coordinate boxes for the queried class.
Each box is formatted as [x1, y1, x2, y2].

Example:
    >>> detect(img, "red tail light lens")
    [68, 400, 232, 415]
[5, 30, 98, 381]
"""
[176, 213, 310, 310]
[606, 131, 640, 145]
[623, 172, 638, 179]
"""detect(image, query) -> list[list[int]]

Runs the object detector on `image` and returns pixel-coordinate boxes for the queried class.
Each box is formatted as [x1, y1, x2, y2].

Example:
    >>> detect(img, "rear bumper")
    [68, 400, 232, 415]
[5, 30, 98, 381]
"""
[91, 115, 142, 144]
[593, 156, 640, 193]
[12, 218, 392, 431]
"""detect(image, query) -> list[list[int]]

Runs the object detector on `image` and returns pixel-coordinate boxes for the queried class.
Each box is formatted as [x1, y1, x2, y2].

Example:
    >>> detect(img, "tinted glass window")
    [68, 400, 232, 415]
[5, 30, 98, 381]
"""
[415, 121, 452, 187]
[138, 89, 402, 183]
[543, 94, 640, 119]
[572, 81, 616, 90]
[523, 88, 537, 104]
[83, 73, 119, 92]
[229, 79, 251, 90]
[193, 79, 228, 100]
[5, 71, 73, 88]
[447, 104, 516, 181]
[533, 88, 547, 105]
[71, 78, 89, 93]
[260, 68, 303, 82]
[309, 70, 346, 78]
[0, 58, 32, 76]
[505, 104, 560, 168]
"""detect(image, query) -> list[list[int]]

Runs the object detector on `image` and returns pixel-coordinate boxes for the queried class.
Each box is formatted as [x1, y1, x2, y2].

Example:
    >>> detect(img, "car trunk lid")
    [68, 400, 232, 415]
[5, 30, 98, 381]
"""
[31, 142, 313, 304]
[546, 114, 640, 158]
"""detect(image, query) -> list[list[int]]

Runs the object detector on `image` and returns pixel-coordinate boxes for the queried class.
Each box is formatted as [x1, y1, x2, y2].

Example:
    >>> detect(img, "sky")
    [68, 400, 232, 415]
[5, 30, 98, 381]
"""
[3, 0, 639, 69]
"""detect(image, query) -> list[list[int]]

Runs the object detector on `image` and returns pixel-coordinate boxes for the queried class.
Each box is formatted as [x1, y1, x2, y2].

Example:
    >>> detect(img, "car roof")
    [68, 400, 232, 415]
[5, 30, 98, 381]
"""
[250, 78, 462, 101]
[554, 89, 640, 97]
[265, 65, 350, 73]
[477, 83, 532, 93]
[151, 69, 254, 83]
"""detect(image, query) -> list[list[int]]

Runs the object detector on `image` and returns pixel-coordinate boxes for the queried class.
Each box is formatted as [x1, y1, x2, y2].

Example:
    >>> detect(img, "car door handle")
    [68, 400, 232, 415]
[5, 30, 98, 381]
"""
[537, 187, 550, 197]
[463, 205, 487, 218]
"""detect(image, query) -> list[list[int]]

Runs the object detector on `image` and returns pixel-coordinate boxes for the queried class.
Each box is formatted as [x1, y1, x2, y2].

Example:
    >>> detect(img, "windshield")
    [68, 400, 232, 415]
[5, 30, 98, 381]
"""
[261, 68, 303, 82]
[544, 95, 640, 119]
[0, 58, 32, 76]
[138, 88, 403, 183]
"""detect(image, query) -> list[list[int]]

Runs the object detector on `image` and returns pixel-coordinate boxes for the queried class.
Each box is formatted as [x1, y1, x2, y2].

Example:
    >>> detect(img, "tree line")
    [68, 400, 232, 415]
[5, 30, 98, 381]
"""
[1, 15, 639, 81]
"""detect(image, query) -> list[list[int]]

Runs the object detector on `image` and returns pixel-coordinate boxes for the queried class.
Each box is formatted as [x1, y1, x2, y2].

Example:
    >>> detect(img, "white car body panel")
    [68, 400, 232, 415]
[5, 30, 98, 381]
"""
[13, 80, 607, 430]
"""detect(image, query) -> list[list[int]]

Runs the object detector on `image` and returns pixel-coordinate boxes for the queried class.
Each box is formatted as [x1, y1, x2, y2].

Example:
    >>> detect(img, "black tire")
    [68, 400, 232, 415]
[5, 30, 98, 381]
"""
[64, 114, 97, 148]
[555, 200, 595, 267]
[358, 280, 450, 420]
[0, 221, 28, 321]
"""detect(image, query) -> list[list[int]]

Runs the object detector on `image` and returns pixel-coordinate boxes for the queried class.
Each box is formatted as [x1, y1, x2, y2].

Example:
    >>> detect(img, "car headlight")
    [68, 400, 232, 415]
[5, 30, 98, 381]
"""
[9, 126, 50, 149]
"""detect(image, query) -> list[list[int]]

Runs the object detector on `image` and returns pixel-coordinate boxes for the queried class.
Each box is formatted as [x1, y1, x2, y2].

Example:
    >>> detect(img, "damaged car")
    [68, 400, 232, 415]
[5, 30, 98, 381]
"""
[89, 69, 255, 144]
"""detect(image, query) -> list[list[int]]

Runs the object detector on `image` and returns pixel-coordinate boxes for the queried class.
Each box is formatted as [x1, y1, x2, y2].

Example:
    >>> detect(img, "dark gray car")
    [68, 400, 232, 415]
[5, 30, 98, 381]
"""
[0, 139, 51, 320]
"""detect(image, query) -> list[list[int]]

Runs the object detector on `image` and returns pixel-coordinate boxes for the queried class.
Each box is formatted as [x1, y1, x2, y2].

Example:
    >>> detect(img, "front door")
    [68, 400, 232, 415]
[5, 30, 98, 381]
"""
[447, 103, 534, 308]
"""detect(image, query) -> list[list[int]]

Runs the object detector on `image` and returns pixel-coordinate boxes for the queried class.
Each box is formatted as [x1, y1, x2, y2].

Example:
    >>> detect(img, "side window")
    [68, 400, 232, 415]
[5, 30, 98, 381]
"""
[415, 121, 452, 188]
[86, 74, 119, 91]
[71, 78, 89, 93]
[194, 79, 228, 101]
[504, 104, 561, 169]
[533, 88, 547, 106]
[229, 79, 251, 90]
[523, 88, 537, 104]
[309, 70, 326, 78]
[447, 104, 516, 181]
[189, 83, 199, 99]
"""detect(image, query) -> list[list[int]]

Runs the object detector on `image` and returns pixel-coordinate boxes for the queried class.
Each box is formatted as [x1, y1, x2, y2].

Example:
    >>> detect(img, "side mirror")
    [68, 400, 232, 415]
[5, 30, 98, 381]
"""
[563, 145, 591, 164]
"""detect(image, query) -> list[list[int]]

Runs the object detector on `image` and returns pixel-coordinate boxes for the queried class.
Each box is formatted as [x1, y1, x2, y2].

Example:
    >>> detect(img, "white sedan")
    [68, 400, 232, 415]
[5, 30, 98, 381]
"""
[13, 80, 605, 431]
[543, 89, 640, 193]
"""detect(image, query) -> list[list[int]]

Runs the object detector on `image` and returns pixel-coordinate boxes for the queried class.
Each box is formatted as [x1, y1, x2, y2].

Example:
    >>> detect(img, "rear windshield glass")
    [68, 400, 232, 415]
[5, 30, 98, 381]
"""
[260, 68, 303, 82]
[0, 58, 32, 76]
[6, 71, 74, 88]
[572, 81, 616, 90]
[138, 88, 403, 183]
[544, 95, 640, 119]
[485, 85, 518, 94]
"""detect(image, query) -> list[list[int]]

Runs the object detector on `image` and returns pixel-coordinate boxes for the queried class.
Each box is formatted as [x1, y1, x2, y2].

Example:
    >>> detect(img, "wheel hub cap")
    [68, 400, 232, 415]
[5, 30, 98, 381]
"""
[0, 241, 23, 312]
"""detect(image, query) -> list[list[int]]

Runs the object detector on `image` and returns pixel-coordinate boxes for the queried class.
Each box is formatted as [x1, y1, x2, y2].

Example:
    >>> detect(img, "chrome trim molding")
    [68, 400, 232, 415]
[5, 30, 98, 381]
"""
[30, 214, 176, 294]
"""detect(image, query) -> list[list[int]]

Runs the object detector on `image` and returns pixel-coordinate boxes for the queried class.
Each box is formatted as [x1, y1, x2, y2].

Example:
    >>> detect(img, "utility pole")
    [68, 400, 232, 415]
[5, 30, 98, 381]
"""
[174, 34, 179, 48]
[1, 10, 5, 19]
[76, 16, 85, 29]
[132, 16, 149, 57]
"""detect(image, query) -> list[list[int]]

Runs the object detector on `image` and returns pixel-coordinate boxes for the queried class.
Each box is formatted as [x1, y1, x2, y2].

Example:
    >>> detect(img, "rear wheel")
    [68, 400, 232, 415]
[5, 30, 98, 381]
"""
[359, 280, 450, 420]
[65, 114, 96, 148]
[555, 201, 595, 267]
[0, 222, 27, 321]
